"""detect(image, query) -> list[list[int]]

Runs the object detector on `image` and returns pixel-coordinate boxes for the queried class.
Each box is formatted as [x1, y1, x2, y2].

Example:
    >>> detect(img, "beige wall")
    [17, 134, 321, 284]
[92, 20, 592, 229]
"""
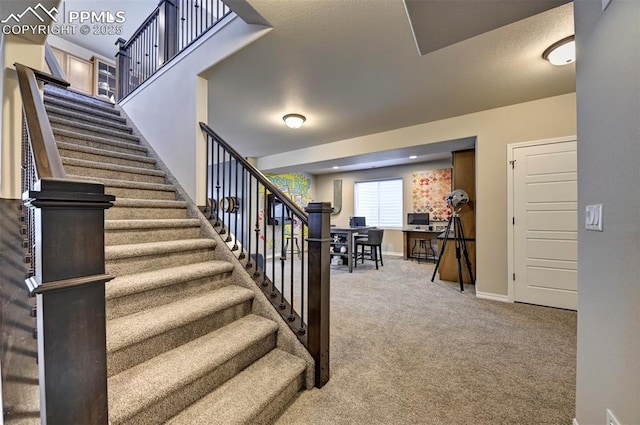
[315, 159, 452, 256]
[1, 35, 47, 199]
[267, 93, 577, 298]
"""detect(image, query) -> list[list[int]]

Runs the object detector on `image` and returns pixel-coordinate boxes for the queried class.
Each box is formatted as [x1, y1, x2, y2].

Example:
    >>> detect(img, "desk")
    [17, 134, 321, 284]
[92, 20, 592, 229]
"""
[402, 229, 443, 261]
[330, 226, 373, 273]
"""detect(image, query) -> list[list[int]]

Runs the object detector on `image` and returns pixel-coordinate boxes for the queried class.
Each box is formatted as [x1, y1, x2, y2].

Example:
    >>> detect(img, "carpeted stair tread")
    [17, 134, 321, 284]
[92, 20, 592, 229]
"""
[105, 238, 216, 261]
[108, 314, 278, 424]
[44, 95, 123, 119]
[57, 141, 154, 164]
[106, 260, 233, 300]
[61, 157, 165, 178]
[67, 175, 175, 193]
[105, 218, 200, 231]
[112, 198, 186, 208]
[46, 104, 130, 131]
[106, 285, 255, 354]
[54, 128, 146, 152]
[166, 349, 306, 425]
[49, 115, 140, 141]
[44, 86, 118, 113]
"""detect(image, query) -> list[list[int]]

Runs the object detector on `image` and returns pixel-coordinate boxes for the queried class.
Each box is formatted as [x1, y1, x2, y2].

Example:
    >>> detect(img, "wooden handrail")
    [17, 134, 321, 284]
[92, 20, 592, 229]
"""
[199, 122, 308, 222]
[44, 43, 68, 83]
[14, 63, 67, 180]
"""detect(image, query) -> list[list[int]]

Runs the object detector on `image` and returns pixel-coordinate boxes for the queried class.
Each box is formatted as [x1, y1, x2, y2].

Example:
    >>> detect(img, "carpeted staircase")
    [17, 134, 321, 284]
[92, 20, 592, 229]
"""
[42, 85, 308, 424]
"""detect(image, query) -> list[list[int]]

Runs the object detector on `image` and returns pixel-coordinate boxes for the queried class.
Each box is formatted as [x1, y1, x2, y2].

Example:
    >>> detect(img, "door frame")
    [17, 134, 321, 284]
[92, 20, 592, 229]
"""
[506, 136, 577, 303]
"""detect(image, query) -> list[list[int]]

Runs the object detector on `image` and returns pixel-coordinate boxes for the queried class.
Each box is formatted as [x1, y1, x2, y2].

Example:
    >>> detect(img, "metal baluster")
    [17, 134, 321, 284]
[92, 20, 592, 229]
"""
[299, 222, 306, 334]
[246, 176, 252, 268]
[220, 149, 227, 236]
[204, 128, 209, 217]
[271, 192, 277, 298]
[262, 191, 268, 287]
[238, 165, 245, 260]
[289, 212, 295, 320]
[215, 142, 221, 226]
[253, 181, 261, 277]
[232, 158, 239, 251]
[222, 149, 233, 242]
[279, 205, 286, 309]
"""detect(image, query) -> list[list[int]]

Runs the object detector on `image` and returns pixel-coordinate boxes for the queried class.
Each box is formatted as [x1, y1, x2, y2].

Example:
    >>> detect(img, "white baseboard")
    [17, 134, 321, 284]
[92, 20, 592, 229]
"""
[573, 418, 579, 425]
[475, 291, 510, 303]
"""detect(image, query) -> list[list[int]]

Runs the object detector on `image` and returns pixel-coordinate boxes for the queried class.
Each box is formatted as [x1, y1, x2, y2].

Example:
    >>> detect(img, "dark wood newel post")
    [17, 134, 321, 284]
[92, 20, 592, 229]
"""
[305, 201, 332, 388]
[24, 178, 115, 425]
[115, 37, 129, 101]
[158, 0, 179, 65]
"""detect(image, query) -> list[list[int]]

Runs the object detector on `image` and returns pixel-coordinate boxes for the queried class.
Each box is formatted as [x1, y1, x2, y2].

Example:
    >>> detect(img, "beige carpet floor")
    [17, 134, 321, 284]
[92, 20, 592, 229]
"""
[275, 256, 576, 425]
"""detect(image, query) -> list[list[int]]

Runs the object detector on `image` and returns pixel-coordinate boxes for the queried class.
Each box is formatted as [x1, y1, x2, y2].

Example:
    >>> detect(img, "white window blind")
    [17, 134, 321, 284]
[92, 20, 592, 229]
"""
[354, 178, 403, 228]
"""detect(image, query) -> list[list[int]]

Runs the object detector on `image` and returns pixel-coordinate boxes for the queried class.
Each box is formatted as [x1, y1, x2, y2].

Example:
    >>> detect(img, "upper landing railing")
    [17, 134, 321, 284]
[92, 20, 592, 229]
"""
[115, 0, 231, 100]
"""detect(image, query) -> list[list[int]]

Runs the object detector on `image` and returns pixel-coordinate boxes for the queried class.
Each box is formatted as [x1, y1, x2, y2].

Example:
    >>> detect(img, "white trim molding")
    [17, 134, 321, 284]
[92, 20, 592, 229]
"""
[476, 291, 510, 303]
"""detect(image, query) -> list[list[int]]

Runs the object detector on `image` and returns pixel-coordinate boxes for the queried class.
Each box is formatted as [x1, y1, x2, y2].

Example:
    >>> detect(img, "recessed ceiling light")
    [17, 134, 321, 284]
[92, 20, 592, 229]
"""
[542, 35, 576, 66]
[283, 113, 306, 129]
[332, 166, 340, 169]
[409, 155, 418, 159]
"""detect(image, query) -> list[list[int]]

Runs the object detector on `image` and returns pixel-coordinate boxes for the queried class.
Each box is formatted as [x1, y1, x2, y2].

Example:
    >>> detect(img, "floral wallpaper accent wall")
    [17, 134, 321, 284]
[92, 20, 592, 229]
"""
[412, 168, 452, 220]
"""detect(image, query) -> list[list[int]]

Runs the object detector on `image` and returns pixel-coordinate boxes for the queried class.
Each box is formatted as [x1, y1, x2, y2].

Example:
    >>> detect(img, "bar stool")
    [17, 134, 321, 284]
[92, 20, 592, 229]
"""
[411, 239, 428, 263]
[283, 234, 301, 259]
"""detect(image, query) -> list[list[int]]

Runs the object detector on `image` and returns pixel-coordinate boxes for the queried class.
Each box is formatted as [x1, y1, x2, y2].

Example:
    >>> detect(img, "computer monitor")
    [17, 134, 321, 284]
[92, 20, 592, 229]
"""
[407, 213, 429, 228]
[349, 216, 366, 227]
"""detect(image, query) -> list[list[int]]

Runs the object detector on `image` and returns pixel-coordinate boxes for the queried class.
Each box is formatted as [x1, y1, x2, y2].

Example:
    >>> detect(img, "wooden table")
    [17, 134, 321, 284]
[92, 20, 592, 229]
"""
[402, 229, 443, 261]
[330, 226, 374, 272]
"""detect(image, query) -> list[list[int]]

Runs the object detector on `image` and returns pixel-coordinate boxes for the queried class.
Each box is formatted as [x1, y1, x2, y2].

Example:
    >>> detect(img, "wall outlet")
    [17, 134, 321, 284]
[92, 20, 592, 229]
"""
[585, 204, 603, 231]
[607, 409, 621, 425]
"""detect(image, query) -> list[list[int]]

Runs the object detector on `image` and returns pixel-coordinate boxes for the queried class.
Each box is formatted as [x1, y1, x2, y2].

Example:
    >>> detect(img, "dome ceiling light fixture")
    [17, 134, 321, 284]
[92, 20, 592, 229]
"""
[283, 113, 306, 129]
[542, 35, 576, 66]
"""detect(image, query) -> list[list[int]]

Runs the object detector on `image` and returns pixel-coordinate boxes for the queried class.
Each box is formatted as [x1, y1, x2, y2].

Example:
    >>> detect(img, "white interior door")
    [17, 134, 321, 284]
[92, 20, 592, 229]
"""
[511, 139, 577, 310]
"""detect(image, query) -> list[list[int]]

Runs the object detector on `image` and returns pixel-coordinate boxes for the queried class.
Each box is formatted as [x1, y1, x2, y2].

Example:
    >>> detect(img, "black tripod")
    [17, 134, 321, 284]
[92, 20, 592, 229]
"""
[430, 210, 475, 291]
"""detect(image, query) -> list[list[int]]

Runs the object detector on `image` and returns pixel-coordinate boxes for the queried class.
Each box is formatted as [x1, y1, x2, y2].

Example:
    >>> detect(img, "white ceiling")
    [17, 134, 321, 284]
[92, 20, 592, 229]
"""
[206, 0, 575, 174]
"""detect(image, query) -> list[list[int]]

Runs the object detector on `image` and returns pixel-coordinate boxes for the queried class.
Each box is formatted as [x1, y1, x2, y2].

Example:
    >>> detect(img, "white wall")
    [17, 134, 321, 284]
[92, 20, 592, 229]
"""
[574, 1, 640, 424]
[120, 15, 271, 205]
[261, 94, 577, 297]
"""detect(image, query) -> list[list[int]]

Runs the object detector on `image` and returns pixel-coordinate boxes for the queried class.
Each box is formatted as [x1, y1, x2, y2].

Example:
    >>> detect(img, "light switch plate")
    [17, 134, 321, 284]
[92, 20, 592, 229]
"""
[585, 204, 603, 231]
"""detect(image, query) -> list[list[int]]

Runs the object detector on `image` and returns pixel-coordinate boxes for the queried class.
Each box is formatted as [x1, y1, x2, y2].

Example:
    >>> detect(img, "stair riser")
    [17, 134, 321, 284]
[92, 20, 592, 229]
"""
[55, 134, 145, 156]
[59, 148, 156, 170]
[106, 226, 200, 246]
[47, 108, 128, 128]
[45, 98, 123, 121]
[107, 300, 255, 377]
[63, 164, 166, 184]
[51, 122, 138, 144]
[114, 333, 276, 425]
[104, 186, 176, 201]
[253, 373, 304, 425]
[44, 91, 118, 114]
[106, 207, 188, 220]
[106, 271, 234, 319]
[106, 248, 216, 276]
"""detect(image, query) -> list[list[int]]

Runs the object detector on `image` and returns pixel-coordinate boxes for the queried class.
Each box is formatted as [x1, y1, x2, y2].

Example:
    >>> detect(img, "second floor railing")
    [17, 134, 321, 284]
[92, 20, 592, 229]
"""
[200, 122, 332, 388]
[116, 0, 231, 100]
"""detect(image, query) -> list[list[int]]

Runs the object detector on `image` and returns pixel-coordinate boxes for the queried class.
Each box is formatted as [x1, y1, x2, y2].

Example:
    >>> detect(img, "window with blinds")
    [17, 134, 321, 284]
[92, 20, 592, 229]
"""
[354, 178, 403, 228]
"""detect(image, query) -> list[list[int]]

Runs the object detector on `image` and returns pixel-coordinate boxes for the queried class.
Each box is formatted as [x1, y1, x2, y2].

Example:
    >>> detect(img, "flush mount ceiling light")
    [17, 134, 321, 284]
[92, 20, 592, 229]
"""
[283, 113, 306, 129]
[542, 35, 576, 66]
